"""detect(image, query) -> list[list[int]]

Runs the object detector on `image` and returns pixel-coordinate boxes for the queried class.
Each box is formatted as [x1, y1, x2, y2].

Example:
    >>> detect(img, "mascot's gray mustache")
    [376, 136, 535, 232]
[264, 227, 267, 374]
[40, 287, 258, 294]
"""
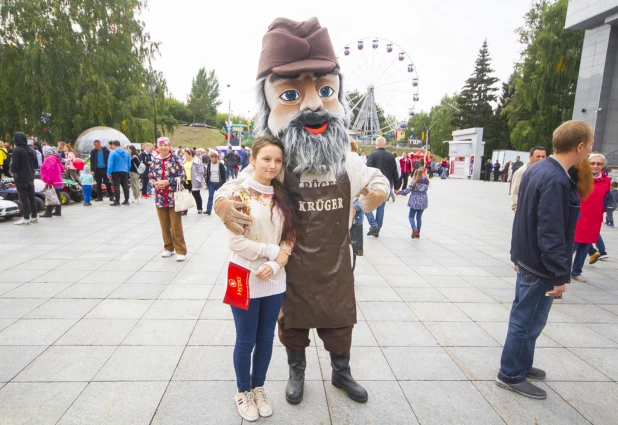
[278, 109, 350, 177]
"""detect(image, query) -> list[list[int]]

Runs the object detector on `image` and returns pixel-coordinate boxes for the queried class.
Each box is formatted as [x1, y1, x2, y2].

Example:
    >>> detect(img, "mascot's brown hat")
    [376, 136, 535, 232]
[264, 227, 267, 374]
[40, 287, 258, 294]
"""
[257, 17, 339, 80]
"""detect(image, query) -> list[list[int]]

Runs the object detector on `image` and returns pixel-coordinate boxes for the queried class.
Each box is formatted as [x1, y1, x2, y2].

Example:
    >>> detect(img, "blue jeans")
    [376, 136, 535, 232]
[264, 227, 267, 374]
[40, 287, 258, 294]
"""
[409, 208, 424, 231]
[82, 185, 92, 203]
[352, 199, 363, 225]
[231, 293, 284, 391]
[206, 182, 222, 213]
[226, 166, 235, 180]
[365, 201, 386, 230]
[499, 271, 555, 384]
[572, 242, 592, 276]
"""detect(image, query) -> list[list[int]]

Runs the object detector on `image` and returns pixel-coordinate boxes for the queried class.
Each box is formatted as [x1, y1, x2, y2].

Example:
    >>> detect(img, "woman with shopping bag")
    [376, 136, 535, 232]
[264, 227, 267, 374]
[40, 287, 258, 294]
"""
[40, 147, 64, 218]
[148, 137, 188, 262]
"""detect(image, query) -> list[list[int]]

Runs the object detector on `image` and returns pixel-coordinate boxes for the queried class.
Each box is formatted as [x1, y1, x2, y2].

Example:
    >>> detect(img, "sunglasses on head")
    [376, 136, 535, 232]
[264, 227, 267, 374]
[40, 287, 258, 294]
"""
[157, 141, 169, 146]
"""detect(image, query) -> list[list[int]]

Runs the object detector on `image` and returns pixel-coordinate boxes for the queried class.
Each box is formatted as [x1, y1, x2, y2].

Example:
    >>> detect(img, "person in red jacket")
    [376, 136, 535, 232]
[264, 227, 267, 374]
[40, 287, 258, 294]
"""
[571, 153, 611, 282]
[399, 152, 412, 189]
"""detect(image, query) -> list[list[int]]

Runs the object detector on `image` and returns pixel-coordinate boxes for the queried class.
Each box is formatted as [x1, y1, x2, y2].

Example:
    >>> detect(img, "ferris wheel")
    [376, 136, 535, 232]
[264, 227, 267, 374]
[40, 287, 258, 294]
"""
[338, 37, 420, 141]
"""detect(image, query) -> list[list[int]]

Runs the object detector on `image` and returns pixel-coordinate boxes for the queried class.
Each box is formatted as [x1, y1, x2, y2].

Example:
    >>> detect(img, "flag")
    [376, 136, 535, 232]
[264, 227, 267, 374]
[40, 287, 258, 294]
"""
[223, 262, 251, 310]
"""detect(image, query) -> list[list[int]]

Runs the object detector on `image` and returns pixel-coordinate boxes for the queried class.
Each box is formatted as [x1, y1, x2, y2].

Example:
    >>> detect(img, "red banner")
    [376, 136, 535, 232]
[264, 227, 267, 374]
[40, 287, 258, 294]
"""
[223, 262, 251, 310]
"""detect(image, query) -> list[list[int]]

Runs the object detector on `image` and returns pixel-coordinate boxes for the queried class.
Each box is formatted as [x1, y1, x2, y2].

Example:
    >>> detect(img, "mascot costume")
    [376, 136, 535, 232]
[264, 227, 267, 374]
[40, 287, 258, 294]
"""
[215, 17, 389, 404]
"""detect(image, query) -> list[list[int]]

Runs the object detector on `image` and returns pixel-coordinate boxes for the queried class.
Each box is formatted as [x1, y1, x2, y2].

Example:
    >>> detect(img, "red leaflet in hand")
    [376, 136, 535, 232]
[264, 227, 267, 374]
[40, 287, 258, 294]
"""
[223, 262, 251, 310]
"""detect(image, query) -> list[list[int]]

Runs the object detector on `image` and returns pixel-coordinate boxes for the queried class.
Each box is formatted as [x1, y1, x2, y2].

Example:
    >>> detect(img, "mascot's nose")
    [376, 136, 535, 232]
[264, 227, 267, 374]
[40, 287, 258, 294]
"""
[300, 80, 323, 113]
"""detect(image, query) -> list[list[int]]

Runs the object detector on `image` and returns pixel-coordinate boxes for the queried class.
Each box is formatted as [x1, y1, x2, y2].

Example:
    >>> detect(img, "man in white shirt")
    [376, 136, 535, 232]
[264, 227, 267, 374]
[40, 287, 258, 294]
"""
[510, 146, 547, 212]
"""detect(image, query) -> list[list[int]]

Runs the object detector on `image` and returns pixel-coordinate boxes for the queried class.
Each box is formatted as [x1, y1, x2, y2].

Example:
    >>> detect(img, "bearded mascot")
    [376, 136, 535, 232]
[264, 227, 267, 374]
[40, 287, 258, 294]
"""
[215, 17, 389, 405]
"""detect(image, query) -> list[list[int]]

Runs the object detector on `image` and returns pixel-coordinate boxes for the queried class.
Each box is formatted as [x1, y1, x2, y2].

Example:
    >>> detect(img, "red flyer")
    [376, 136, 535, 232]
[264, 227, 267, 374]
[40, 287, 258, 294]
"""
[223, 262, 251, 310]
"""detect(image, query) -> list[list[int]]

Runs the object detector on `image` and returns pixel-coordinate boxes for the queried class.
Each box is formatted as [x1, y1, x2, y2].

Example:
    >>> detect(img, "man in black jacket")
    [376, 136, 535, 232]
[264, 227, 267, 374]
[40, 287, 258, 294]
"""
[496, 121, 593, 400]
[364, 136, 397, 237]
[9, 132, 39, 225]
[90, 140, 113, 202]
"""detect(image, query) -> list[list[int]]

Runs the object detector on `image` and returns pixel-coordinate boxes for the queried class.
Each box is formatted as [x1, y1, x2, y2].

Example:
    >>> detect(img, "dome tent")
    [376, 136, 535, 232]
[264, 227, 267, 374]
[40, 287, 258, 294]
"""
[74, 126, 131, 159]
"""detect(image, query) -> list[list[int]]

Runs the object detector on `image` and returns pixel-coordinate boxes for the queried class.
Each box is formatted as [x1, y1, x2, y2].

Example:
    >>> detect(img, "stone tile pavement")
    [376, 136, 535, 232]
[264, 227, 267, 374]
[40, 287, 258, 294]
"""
[0, 178, 616, 424]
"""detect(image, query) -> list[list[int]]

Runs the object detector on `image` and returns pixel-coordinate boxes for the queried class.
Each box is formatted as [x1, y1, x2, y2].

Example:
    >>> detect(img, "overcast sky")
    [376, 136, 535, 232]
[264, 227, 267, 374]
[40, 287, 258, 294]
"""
[142, 0, 533, 121]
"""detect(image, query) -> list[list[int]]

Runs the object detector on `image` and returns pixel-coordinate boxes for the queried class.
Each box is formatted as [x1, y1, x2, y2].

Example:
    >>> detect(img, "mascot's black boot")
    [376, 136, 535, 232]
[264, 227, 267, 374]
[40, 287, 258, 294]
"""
[285, 348, 306, 405]
[330, 351, 369, 403]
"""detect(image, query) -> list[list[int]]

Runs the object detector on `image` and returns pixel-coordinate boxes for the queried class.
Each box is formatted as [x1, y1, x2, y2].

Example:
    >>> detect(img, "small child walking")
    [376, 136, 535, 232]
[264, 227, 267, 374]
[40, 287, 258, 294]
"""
[79, 165, 94, 206]
[606, 181, 618, 228]
[396, 168, 429, 239]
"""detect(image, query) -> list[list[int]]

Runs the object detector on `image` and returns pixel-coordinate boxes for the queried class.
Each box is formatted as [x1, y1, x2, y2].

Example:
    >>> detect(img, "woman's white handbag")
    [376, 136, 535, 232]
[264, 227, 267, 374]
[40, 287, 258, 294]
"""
[174, 178, 196, 212]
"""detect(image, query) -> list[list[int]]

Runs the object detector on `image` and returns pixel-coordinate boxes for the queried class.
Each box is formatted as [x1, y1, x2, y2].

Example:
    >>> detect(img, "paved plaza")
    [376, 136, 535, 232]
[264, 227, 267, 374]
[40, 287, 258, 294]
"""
[0, 178, 617, 425]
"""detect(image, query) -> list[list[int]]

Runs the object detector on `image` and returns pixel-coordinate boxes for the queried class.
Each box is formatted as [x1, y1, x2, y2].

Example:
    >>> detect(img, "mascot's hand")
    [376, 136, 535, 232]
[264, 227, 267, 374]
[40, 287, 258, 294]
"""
[214, 198, 251, 235]
[358, 188, 388, 213]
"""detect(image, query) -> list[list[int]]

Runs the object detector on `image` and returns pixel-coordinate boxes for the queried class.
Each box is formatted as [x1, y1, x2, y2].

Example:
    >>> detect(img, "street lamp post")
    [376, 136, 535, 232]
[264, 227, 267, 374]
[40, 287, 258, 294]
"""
[150, 82, 158, 143]
[226, 84, 232, 146]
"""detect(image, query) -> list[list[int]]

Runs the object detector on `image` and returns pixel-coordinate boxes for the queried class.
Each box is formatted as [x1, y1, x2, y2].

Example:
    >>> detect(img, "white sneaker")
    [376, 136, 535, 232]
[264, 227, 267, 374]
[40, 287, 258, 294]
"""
[30, 218, 38, 224]
[161, 250, 175, 258]
[235, 391, 259, 422]
[176, 254, 186, 262]
[13, 218, 30, 225]
[253, 387, 273, 417]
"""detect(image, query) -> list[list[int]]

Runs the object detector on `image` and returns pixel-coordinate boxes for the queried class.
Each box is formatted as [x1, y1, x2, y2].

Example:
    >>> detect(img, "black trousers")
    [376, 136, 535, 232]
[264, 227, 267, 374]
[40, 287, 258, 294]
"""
[141, 171, 149, 195]
[183, 181, 203, 211]
[111, 172, 130, 203]
[401, 172, 409, 189]
[94, 168, 112, 200]
[16, 181, 37, 219]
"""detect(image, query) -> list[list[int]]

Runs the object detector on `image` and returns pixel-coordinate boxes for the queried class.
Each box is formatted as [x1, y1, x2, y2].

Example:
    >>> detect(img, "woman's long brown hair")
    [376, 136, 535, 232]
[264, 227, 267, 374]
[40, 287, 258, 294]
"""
[571, 160, 594, 201]
[251, 136, 297, 244]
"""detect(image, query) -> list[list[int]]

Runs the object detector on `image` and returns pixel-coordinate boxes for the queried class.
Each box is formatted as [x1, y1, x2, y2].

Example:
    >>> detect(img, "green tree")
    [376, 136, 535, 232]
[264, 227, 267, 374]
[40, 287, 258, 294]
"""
[454, 39, 499, 132]
[0, 0, 173, 143]
[409, 94, 460, 157]
[504, 0, 583, 151]
[166, 97, 191, 123]
[484, 80, 514, 152]
[187, 68, 221, 125]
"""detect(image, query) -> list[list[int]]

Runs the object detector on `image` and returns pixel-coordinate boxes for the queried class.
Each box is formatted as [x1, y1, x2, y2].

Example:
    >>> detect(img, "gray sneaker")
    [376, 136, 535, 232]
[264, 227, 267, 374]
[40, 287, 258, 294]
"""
[495, 377, 547, 400]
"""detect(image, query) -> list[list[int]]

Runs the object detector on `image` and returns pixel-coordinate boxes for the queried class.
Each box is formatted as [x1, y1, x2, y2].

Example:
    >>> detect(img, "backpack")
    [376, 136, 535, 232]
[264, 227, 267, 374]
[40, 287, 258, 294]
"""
[133, 155, 146, 174]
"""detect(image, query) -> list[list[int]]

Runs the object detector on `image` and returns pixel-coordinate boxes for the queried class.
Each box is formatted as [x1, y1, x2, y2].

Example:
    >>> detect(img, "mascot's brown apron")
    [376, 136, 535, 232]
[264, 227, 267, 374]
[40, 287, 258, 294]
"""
[282, 170, 356, 330]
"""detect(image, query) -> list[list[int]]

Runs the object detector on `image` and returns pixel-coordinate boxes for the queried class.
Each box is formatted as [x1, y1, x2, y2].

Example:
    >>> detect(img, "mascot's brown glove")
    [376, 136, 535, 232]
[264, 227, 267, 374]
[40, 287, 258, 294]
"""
[358, 187, 388, 213]
[213, 198, 252, 235]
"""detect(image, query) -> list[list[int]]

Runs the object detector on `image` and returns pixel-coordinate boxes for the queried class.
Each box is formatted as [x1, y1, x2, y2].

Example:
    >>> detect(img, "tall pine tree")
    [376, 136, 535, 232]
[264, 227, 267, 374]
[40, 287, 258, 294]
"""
[453, 40, 499, 132]
[187, 68, 221, 125]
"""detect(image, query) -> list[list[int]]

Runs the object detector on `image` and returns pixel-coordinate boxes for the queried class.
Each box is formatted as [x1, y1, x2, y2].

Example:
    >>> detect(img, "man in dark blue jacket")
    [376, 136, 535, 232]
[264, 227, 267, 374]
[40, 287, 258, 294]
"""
[496, 121, 593, 400]
[365, 136, 397, 237]
[90, 140, 113, 202]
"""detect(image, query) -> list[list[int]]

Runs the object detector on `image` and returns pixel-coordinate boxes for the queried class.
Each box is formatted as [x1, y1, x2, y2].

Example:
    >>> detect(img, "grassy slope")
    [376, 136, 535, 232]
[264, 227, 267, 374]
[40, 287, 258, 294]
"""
[167, 126, 226, 149]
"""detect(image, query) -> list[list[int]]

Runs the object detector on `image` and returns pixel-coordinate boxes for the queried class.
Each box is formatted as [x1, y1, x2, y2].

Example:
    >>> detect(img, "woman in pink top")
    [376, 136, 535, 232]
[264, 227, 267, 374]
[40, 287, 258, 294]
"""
[40, 146, 64, 217]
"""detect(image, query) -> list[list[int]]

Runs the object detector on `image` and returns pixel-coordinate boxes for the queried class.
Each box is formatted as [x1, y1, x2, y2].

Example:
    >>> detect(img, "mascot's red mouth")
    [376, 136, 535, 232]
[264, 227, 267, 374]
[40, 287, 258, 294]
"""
[304, 123, 328, 135]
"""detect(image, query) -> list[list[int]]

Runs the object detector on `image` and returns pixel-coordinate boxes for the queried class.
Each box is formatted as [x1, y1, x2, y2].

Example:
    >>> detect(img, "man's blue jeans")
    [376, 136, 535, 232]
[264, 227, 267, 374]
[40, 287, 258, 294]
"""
[365, 201, 386, 230]
[499, 270, 555, 384]
[231, 293, 284, 392]
[226, 166, 235, 180]
[206, 182, 222, 213]
[572, 242, 592, 276]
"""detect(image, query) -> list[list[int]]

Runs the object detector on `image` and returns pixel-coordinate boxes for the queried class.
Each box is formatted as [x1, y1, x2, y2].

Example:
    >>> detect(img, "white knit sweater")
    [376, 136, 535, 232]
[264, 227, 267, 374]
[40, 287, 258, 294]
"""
[227, 179, 291, 299]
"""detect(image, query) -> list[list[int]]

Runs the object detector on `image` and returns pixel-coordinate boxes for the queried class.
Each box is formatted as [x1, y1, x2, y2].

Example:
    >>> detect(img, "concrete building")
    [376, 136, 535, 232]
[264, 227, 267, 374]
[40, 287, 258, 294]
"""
[567, 1, 618, 163]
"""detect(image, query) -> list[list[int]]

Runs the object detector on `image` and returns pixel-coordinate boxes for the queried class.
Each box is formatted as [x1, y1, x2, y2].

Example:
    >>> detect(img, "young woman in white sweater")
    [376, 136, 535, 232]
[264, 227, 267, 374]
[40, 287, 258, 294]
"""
[228, 136, 296, 422]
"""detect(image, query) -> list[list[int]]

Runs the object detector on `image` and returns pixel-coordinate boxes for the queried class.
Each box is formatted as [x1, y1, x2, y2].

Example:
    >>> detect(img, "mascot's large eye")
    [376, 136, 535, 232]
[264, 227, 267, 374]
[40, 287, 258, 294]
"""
[280, 90, 300, 101]
[319, 86, 334, 97]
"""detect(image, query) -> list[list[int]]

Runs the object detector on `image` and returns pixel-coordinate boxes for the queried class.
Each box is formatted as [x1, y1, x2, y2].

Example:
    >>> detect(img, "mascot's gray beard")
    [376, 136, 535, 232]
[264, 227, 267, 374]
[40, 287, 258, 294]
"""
[276, 109, 350, 177]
